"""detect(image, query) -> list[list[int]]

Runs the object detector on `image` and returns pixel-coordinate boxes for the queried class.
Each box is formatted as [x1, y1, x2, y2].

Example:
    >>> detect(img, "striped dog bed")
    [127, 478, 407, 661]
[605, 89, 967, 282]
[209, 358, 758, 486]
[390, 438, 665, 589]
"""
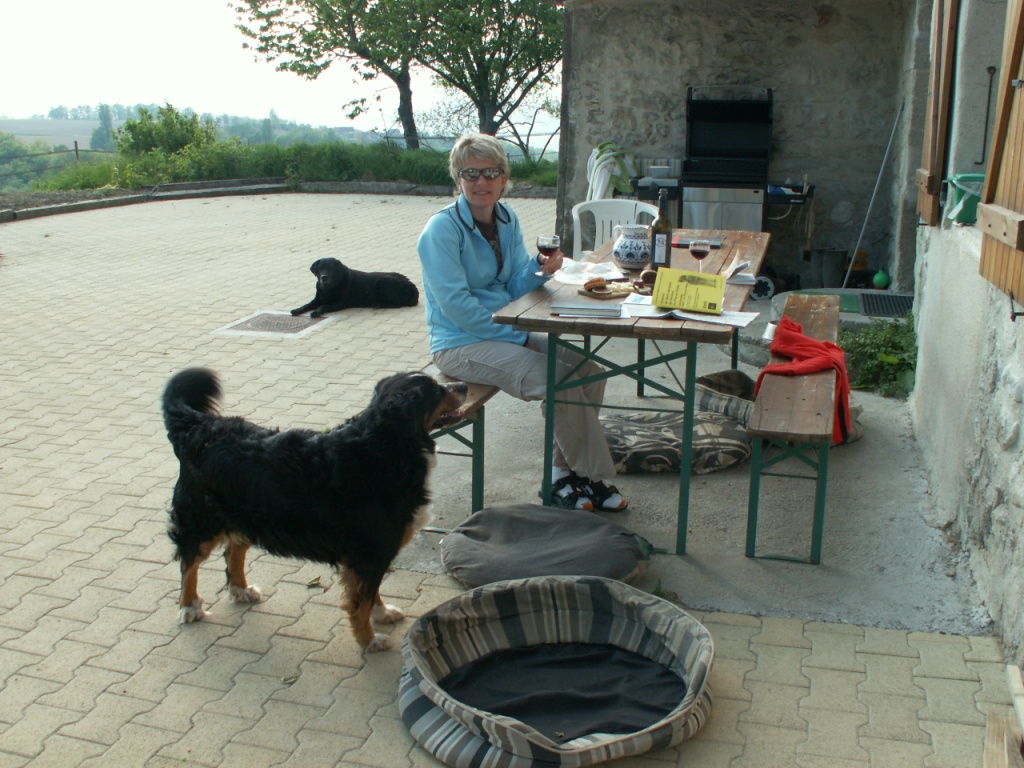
[400, 576, 714, 767]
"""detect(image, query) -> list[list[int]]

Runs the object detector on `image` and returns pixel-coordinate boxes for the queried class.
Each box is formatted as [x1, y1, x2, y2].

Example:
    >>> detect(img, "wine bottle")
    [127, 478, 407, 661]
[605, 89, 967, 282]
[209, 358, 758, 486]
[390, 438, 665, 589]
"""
[649, 188, 672, 270]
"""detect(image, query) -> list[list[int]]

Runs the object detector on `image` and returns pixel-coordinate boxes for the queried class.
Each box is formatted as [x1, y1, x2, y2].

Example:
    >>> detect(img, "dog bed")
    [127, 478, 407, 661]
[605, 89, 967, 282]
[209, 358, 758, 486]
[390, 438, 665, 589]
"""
[602, 373, 756, 475]
[603, 409, 753, 475]
[399, 575, 714, 767]
[440, 503, 653, 588]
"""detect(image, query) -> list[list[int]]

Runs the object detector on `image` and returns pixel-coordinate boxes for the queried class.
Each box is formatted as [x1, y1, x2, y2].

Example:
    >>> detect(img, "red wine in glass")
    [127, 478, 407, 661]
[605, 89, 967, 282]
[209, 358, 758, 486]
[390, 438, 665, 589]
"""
[689, 240, 711, 272]
[536, 235, 560, 274]
[537, 235, 560, 257]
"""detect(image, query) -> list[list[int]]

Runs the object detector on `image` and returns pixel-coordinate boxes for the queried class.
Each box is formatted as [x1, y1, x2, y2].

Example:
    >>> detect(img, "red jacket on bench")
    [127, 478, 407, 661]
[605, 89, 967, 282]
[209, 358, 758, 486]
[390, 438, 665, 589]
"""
[754, 315, 852, 445]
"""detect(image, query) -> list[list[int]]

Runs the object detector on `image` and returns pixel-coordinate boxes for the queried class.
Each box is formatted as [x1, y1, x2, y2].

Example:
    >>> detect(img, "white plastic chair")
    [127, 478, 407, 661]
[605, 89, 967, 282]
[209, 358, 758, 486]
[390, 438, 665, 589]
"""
[570, 199, 660, 260]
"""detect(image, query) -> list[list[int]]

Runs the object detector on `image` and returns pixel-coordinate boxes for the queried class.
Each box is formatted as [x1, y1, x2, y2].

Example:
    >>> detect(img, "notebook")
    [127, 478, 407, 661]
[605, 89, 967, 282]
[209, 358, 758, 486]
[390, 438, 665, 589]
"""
[550, 302, 623, 318]
[671, 235, 725, 248]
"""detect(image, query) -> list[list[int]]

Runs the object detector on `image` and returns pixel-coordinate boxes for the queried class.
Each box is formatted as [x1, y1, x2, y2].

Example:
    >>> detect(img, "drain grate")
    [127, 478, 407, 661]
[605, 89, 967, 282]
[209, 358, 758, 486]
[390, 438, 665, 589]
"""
[858, 293, 913, 318]
[213, 310, 336, 337]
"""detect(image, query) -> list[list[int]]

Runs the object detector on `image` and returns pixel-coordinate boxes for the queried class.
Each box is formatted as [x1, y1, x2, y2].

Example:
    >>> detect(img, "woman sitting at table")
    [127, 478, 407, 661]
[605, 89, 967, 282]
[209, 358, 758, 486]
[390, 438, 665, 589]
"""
[416, 133, 627, 512]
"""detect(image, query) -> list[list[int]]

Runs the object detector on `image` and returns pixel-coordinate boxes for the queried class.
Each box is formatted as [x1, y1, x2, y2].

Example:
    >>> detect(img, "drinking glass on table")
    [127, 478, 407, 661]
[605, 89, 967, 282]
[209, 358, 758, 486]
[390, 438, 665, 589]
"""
[689, 239, 711, 272]
[536, 235, 560, 275]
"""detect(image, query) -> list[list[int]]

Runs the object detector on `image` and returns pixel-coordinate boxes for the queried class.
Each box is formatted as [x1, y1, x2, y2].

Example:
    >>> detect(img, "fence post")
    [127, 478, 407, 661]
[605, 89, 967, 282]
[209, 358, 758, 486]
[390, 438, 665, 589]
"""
[74, 141, 80, 160]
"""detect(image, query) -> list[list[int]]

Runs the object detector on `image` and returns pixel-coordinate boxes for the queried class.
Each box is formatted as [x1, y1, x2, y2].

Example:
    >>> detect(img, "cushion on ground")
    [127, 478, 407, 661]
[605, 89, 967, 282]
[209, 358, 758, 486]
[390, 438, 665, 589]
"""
[603, 409, 752, 474]
[440, 503, 653, 588]
[400, 575, 714, 767]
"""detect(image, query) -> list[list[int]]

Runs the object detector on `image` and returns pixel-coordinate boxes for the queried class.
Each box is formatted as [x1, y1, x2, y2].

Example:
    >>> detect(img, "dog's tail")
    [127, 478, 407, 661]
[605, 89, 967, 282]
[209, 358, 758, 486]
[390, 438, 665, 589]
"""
[162, 368, 222, 438]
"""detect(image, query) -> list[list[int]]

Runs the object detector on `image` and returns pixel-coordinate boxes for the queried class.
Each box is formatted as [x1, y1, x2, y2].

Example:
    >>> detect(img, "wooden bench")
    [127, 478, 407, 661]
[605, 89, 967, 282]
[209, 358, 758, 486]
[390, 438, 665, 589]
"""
[745, 293, 841, 564]
[423, 365, 501, 514]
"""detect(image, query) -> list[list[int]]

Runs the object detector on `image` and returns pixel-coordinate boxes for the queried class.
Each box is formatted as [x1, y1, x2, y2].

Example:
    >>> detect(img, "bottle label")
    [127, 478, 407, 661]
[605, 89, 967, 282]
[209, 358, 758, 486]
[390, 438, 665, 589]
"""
[653, 233, 670, 266]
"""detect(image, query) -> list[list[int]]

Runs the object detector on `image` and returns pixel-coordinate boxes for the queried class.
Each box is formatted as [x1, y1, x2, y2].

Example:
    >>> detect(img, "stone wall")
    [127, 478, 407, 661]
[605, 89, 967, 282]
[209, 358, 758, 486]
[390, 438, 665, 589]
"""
[912, 225, 1024, 661]
[558, 0, 1024, 661]
[558, 0, 919, 289]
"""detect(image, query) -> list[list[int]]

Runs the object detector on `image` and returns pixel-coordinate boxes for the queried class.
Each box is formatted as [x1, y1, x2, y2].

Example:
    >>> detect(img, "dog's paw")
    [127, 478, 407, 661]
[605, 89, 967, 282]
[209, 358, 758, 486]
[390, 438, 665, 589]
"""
[179, 598, 207, 624]
[363, 633, 392, 653]
[228, 584, 262, 604]
[290, 308, 302, 316]
[372, 602, 404, 625]
[310, 310, 324, 318]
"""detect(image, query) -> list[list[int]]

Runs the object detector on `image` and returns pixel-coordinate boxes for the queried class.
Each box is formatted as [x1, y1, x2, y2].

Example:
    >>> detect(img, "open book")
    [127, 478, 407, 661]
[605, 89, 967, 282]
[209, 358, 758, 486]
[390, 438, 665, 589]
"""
[726, 258, 756, 285]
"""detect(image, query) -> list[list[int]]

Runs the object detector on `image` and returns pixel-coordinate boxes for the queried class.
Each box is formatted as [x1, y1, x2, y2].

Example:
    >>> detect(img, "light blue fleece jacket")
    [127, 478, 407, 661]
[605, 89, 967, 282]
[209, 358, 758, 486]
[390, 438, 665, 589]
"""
[417, 195, 549, 354]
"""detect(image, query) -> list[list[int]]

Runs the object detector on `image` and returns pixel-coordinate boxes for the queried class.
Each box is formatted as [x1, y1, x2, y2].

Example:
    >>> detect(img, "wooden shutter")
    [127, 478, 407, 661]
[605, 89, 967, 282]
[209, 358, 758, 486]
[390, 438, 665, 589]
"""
[916, 0, 959, 226]
[978, 0, 1024, 299]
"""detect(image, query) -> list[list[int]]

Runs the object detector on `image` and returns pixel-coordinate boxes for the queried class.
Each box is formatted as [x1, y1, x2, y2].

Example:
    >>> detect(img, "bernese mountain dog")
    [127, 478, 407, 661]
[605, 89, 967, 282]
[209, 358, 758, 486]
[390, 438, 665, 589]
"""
[161, 368, 466, 652]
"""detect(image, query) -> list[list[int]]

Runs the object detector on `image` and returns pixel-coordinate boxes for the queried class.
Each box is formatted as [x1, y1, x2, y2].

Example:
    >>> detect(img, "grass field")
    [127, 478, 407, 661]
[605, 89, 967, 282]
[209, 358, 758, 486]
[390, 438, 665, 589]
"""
[0, 119, 124, 149]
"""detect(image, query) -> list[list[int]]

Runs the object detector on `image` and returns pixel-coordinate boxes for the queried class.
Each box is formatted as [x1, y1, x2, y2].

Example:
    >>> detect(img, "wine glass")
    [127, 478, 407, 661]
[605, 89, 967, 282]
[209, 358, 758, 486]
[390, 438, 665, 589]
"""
[689, 239, 711, 272]
[536, 235, 560, 275]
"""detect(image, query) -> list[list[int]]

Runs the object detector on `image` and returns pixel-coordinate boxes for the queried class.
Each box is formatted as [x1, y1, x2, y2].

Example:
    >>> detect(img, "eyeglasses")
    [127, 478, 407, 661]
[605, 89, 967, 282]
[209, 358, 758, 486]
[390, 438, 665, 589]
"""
[458, 167, 504, 181]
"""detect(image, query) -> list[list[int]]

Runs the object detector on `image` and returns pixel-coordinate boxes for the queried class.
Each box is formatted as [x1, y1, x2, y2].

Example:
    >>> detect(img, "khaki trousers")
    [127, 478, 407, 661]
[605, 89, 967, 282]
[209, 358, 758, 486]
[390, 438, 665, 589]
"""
[433, 333, 617, 482]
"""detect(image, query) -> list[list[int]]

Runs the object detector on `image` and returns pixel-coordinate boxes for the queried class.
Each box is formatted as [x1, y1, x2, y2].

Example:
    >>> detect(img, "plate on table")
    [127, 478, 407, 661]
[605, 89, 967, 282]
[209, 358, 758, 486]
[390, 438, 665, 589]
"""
[578, 284, 635, 300]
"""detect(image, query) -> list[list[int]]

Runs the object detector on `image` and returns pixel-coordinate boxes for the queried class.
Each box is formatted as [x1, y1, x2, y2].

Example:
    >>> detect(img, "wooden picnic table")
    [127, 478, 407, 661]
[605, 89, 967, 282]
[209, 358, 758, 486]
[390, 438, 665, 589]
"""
[493, 228, 770, 554]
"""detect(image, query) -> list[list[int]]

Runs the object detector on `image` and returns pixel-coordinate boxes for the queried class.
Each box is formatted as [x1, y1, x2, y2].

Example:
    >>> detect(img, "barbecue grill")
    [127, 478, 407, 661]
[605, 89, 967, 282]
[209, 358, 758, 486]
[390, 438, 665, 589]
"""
[681, 86, 773, 231]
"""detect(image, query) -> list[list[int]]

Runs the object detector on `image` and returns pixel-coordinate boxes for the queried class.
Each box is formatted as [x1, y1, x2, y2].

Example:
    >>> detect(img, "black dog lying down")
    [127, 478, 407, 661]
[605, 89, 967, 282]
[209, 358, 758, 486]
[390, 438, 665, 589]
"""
[161, 368, 467, 652]
[291, 257, 419, 317]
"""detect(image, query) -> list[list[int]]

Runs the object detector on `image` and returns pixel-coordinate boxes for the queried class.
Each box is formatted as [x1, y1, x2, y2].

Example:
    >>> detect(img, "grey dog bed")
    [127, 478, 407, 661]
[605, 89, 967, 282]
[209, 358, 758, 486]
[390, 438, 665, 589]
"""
[440, 503, 653, 588]
[400, 575, 714, 767]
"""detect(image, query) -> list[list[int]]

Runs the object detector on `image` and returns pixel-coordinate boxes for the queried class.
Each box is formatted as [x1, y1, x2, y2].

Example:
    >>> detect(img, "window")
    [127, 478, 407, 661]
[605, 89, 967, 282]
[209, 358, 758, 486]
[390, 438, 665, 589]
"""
[977, 0, 1024, 298]
[916, 0, 959, 226]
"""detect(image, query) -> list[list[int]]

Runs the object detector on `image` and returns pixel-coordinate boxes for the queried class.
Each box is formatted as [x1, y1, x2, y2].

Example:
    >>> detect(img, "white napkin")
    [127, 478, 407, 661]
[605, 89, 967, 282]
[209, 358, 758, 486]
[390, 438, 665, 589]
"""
[551, 259, 626, 285]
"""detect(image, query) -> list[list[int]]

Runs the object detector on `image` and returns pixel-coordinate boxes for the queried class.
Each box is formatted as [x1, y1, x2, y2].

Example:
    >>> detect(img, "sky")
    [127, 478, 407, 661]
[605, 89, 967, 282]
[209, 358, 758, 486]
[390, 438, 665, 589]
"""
[0, 0, 439, 130]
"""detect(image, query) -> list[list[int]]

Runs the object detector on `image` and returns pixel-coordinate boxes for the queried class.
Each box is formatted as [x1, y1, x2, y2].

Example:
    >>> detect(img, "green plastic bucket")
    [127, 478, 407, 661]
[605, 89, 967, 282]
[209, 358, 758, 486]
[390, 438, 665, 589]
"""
[948, 174, 984, 224]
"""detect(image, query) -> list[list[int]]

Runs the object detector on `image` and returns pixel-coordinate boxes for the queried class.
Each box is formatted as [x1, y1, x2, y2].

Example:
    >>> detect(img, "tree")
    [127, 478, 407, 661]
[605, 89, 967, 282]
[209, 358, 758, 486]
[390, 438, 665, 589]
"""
[0, 132, 58, 192]
[90, 104, 115, 151]
[233, 0, 432, 149]
[418, 0, 563, 138]
[497, 87, 560, 163]
[422, 83, 560, 161]
[233, 0, 563, 150]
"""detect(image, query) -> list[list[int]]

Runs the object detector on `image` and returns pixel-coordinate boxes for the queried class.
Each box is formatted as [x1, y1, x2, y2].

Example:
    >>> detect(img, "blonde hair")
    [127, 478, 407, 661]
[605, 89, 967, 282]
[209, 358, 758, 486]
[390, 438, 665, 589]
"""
[448, 133, 511, 193]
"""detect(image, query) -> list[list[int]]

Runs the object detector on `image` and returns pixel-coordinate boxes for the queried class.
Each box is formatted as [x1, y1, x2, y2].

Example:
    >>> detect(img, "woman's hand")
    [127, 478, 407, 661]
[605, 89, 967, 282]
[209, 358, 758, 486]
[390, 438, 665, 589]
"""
[538, 248, 565, 275]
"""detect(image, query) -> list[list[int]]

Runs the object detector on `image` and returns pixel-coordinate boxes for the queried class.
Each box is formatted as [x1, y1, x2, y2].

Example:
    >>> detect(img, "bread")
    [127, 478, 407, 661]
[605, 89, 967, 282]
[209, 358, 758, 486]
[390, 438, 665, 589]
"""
[583, 277, 608, 292]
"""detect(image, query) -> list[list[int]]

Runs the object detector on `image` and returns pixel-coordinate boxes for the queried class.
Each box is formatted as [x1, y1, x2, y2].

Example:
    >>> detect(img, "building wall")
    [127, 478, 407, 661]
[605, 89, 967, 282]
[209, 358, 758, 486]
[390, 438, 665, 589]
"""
[558, 0, 918, 289]
[912, 224, 1024, 661]
[909, 0, 1019, 661]
[558, 0, 1024, 659]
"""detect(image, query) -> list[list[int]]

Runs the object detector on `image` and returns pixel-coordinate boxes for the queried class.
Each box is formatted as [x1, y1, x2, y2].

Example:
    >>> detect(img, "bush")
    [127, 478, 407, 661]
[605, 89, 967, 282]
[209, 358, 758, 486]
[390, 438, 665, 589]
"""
[22, 116, 558, 192]
[174, 140, 286, 182]
[115, 104, 217, 156]
[282, 143, 451, 186]
[512, 157, 558, 187]
[839, 312, 917, 398]
[35, 156, 117, 190]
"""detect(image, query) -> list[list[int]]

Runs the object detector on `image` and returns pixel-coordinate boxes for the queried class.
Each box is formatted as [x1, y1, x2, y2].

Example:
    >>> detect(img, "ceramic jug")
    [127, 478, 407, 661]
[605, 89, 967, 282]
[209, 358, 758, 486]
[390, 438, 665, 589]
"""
[611, 224, 651, 271]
